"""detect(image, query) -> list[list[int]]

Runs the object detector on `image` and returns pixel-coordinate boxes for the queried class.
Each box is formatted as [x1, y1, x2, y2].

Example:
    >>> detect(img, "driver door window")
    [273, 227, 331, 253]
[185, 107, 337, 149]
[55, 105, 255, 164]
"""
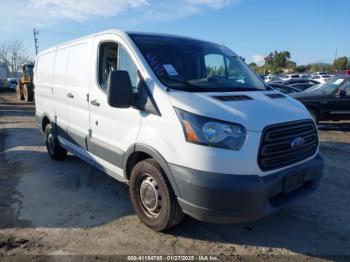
[98, 42, 140, 93]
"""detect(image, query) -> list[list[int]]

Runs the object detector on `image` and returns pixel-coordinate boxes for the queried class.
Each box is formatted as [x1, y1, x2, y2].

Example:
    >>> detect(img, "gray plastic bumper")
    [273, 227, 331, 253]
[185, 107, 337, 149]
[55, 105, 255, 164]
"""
[170, 154, 323, 223]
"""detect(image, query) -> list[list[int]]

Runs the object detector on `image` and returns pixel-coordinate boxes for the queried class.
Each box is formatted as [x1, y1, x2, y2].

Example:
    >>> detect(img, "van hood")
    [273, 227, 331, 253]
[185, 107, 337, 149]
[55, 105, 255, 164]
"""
[168, 90, 311, 132]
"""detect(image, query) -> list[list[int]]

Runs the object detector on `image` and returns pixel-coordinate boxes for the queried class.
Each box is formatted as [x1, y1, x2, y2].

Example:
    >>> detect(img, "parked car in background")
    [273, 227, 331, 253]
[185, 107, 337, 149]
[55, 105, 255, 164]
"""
[280, 74, 301, 81]
[300, 74, 311, 79]
[283, 79, 319, 85]
[291, 76, 350, 122]
[289, 83, 316, 91]
[283, 79, 320, 91]
[311, 74, 330, 84]
[343, 70, 350, 75]
[0, 80, 4, 91]
[313, 72, 328, 76]
[7, 78, 18, 91]
[268, 83, 301, 94]
[264, 75, 282, 83]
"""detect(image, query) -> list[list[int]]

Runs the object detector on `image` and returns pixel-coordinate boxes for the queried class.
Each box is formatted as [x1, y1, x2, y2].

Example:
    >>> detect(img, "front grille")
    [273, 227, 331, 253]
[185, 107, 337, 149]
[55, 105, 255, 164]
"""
[258, 120, 318, 171]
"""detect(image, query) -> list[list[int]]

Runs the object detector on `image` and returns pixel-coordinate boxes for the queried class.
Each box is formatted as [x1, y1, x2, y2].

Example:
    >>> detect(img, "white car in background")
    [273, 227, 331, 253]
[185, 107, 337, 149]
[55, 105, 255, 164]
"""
[313, 72, 328, 76]
[264, 75, 282, 82]
[312, 74, 330, 84]
[280, 74, 300, 81]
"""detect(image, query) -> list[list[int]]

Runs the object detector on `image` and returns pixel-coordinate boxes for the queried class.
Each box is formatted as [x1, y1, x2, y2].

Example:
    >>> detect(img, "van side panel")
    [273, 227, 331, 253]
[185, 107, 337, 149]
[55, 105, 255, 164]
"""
[65, 39, 93, 149]
[34, 50, 56, 124]
[53, 47, 69, 135]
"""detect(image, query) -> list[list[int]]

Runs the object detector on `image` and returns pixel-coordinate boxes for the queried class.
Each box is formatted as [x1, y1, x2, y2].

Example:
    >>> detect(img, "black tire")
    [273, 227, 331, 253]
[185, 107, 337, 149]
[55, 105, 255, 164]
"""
[308, 109, 319, 124]
[23, 84, 34, 102]
[16, 85, 24, 100]
[129, 159, 184, 231]
[45, 124, 67, 161]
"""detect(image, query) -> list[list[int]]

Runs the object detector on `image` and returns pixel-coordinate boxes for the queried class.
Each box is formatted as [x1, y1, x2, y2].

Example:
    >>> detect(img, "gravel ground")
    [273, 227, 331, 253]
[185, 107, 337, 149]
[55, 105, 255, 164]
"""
[0, 91, 349, 261]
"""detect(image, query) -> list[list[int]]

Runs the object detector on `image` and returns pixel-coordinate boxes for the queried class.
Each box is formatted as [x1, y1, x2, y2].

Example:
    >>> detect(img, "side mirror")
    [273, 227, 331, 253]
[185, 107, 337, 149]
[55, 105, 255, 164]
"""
[107, 70, 133, 108]
[337, 89, 346, 98]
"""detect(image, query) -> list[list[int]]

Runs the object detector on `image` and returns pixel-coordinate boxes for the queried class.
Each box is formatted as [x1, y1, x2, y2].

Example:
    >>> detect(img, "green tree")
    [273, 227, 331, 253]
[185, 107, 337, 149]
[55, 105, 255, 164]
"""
[323, 64, 332, 72]
[333, 57, 349, 72]
[248, 62, 258, 72]
[286, 60, 296, 73]
[295, 65, 306, 73]
[264, 50, 292, 74]
[308, 64, 321, 73]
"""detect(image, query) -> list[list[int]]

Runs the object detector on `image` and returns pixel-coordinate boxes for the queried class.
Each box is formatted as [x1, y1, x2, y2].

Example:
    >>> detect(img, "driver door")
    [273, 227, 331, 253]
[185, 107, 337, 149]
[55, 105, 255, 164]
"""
[88, 35, 142, 170]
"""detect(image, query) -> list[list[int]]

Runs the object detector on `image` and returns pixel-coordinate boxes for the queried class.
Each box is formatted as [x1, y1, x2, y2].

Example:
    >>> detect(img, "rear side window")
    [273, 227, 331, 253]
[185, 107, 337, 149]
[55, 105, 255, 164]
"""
[98, 42, 140, 93]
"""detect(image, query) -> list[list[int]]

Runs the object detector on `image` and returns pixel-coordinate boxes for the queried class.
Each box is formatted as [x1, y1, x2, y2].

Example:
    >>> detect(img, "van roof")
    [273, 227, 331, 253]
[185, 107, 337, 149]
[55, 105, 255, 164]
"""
[36, 29, 228, 57]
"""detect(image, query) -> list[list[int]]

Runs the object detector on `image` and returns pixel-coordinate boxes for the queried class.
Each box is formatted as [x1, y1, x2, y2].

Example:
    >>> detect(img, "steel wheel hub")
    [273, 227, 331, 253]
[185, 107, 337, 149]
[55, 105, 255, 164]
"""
[139, 175, 161, 216]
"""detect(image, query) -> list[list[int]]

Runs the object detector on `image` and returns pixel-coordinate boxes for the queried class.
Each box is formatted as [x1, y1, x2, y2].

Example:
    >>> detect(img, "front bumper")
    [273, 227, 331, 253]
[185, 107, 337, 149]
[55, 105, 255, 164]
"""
[170, 154, 323, 223]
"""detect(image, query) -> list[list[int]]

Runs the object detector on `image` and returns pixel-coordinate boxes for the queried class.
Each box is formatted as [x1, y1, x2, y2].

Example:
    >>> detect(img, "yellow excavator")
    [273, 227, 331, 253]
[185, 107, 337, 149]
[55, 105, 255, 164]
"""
[16, 63, 34, 102]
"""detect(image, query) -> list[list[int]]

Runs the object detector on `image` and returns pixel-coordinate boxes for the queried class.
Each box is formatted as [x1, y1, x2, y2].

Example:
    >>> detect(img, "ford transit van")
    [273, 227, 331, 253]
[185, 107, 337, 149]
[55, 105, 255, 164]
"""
[34, 30, 323, 231]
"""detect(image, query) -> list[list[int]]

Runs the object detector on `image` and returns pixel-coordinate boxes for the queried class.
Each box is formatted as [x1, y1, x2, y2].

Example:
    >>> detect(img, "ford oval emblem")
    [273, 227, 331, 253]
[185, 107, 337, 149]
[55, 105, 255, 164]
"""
[291, 137, 305, 148]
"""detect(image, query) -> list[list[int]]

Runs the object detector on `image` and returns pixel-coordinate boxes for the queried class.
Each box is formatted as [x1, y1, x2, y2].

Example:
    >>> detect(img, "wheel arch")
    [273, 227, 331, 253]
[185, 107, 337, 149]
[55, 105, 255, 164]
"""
[42, 115, 51, 132]
[123, 144, 181, 197]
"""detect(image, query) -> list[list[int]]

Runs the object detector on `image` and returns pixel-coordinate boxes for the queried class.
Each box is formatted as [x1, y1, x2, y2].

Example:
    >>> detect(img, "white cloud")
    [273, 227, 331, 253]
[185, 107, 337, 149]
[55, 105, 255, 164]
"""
[252, 54, 265, 65]
[186, 0, 234, 9]
[0, 0, 241, 30]
[28, 0, 149, 22]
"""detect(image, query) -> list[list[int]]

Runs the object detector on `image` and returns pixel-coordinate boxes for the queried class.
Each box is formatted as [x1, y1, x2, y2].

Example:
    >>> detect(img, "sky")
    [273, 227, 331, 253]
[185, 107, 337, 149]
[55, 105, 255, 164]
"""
[0, 0, 348, 65]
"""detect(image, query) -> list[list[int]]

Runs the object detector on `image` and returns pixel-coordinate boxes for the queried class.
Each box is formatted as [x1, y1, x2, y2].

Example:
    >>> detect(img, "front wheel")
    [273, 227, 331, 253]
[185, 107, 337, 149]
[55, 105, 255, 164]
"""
[129, 159, 184, 231]
[45, 124, 67, 161]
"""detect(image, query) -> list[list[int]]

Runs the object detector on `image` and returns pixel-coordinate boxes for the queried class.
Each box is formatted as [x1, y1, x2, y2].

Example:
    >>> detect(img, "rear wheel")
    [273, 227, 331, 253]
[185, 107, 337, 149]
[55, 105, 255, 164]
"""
[16, 85, 24, 100]
[45, 124, 67, 161]
[23, 84, 34, 102]
[129, 159, 184, 231]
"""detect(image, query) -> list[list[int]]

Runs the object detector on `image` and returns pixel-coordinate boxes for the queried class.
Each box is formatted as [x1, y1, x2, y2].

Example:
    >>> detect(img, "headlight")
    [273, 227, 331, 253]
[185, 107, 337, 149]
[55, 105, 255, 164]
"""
[175, 108, 246, 150]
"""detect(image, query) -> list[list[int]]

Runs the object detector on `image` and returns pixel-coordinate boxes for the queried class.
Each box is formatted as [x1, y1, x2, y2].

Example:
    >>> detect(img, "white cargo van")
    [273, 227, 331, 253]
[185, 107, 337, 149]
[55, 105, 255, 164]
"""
[34, 30, 323, 231]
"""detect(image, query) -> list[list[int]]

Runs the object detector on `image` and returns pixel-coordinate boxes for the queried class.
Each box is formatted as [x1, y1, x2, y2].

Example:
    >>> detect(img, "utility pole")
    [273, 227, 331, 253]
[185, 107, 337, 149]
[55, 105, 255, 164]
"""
[33, 28, 39, 56]
[264, 49, 267, 75]
[334, 48, 338, 62]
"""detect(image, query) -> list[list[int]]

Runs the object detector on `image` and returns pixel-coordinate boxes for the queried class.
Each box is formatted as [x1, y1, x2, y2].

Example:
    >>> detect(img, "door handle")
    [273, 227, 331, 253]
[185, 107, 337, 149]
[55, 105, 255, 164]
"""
[67, 93, 74, 99]
[91, 99, 100, 107]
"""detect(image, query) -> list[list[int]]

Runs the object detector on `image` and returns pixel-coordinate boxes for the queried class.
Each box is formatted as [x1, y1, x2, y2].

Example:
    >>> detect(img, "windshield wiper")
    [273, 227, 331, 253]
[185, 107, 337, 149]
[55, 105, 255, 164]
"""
[161, 76, 205, 92]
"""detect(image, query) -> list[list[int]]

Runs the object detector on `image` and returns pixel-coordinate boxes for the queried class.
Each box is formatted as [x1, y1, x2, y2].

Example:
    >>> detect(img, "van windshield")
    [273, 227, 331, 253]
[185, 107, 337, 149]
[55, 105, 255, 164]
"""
[129, 34, 266, 92]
